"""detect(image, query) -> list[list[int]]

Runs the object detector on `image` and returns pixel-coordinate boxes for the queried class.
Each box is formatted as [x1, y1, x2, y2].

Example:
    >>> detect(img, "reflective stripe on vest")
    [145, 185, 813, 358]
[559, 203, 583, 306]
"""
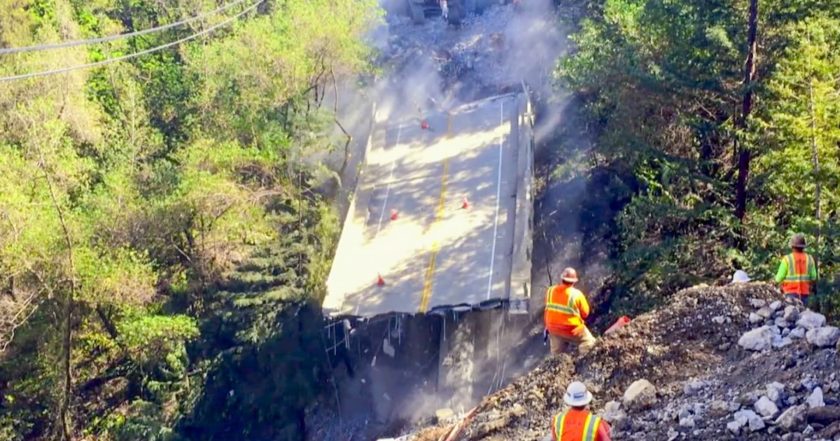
[782, 253, 815, 295]
[554, 413, 565, 439]
[583, 414, 601, 441]
[553, 411, 601, 441]
[546, 287, 580, 316]
[784, 254, 814, 281]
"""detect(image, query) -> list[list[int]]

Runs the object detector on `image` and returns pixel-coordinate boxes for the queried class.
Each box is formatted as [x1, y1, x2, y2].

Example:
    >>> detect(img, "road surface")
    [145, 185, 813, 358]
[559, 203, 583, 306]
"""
[325, 93, 529, 317]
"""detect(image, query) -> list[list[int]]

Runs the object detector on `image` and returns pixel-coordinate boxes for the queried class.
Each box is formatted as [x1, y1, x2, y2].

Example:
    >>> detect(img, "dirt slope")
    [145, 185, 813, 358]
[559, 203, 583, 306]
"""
[412, 282, 840, 440]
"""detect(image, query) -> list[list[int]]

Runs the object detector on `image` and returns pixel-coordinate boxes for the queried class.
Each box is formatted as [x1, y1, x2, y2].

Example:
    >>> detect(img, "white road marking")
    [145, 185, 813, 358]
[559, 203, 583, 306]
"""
[375, 125, 402, 234]
[486, 100, 504, 300]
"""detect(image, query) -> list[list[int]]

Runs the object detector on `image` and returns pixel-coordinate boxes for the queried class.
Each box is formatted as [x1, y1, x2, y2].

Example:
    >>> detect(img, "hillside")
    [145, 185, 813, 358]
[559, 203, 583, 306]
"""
[414, 283, 840, 440]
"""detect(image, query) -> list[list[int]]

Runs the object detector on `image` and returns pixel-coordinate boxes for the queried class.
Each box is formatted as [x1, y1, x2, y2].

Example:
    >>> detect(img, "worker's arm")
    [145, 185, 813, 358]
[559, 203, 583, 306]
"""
[774, 257, 788, 284]
[809, 256, 818, 281]
[597, 420, 611, 441]
[577, 291, 591, 320]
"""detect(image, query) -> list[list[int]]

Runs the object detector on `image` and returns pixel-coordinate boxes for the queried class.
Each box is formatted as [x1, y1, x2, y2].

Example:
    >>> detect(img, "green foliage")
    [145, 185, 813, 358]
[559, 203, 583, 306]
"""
[559, 0, 840, 315]
[118, 314, 198, 369]
[0, 0, 379, 439]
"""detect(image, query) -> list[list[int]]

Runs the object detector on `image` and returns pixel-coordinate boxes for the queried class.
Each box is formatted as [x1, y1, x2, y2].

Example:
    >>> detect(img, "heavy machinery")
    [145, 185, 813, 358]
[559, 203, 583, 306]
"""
[406, 0, 501, 25]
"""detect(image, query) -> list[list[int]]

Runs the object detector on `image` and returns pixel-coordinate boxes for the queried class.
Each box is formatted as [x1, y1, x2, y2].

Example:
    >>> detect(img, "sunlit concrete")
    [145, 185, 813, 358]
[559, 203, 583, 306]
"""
[325, 94, 523, 317]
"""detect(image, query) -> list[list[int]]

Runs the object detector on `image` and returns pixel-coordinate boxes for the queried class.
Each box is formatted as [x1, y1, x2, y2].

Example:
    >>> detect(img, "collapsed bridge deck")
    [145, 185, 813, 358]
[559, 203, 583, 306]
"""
[325, 92, 532, 318]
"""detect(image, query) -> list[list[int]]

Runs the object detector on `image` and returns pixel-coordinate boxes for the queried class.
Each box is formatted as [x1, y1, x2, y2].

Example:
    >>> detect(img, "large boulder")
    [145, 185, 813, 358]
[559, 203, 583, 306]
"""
[623, 379, 657, 410]
[774, 405, 806, 431]
[796, 310, 826, 330]
[739, 326, 774, 351]
[805, 326, 840, 348]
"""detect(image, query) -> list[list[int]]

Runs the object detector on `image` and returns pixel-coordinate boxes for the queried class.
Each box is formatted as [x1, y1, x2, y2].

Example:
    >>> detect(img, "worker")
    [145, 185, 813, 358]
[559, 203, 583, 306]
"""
[544, 267, 596, 354]
[440, 0, 448, 21]
[548, 381, 611, 441]
[774, 233, 818, 304]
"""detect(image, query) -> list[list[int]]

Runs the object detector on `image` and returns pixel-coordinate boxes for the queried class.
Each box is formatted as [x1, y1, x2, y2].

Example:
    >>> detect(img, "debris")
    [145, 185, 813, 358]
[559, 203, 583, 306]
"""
[766, 382, 786, 404]
[435, 408, 455, 423]
[411, 283, 840, 440]
[754, 396, 779, 418]
[796, 310, 826, 330]
[623, 379, 657, 410]
[738, 326, 774, 351]
[749, 298, 767, 308]
[783, 305, 799, 322]
[601, 401, 625, 423]
[806, 387, 825, 409]
[805, 326, 840, 347]
[775, 405, 806, 431]
[757, 306, 774, 319]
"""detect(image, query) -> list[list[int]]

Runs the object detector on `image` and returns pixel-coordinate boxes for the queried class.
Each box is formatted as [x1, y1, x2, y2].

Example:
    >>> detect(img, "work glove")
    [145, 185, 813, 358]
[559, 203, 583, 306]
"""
[543, 329, 549, 345]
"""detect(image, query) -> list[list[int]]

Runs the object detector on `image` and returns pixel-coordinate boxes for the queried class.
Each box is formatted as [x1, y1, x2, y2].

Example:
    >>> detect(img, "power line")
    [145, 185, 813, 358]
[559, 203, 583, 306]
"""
[0, 0, 249, 56]
[0, 0, 264, 83]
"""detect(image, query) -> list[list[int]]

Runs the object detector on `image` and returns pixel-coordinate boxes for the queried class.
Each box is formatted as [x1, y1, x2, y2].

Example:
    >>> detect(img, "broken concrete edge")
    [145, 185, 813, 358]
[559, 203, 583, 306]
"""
[323, 100, 378, 316]
[508, 84, 534, 315]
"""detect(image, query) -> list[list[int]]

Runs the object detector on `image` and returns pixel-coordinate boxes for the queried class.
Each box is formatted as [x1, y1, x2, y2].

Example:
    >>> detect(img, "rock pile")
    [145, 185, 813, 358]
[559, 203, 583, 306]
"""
[610, 296, 840, 440]
[412, 283, 839, 440]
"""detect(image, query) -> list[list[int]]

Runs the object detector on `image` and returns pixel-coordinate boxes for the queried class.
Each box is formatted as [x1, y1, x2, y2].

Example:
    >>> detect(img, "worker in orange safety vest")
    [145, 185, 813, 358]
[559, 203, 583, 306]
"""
[774, 233, 818, 304]
[544, 267, 596, 354]
[548, 381, 611, 441]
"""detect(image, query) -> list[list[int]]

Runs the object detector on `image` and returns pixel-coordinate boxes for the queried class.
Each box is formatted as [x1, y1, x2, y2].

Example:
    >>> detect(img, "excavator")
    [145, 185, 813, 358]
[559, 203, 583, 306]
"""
[406, 0, 505, 25]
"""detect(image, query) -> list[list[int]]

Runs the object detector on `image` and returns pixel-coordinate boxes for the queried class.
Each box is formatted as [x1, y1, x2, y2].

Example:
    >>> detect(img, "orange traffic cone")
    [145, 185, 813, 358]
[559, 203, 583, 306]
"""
[461, 196, 470, 209]
[390, 209, 399, 221]
[376, 273, 385, 287]
[420, 119, 430, 130]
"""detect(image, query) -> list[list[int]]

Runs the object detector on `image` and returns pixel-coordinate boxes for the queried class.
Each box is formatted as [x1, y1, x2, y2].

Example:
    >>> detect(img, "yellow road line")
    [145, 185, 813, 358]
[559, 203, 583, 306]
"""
[419, 159, 450, 313]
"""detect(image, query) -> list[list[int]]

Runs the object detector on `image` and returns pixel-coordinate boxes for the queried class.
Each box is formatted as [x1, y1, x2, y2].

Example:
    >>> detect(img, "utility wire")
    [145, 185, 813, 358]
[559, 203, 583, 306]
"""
[0, 0, 249, 56]
[0, 0, 264, 83]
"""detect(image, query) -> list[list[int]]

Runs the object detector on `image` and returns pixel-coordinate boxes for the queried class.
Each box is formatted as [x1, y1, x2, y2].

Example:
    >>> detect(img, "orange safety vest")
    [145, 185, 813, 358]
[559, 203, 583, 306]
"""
[545, 285, 585, 336]
[553, 409, 602, 441]
[782, 252, 815, 296]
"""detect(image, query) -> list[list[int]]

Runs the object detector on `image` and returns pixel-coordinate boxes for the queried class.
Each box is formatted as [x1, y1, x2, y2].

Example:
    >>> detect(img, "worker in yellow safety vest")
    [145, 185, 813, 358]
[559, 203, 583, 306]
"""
[548, 381, 611, 441]
[774, 233, 818, 304]
[544, 267, 596, 354]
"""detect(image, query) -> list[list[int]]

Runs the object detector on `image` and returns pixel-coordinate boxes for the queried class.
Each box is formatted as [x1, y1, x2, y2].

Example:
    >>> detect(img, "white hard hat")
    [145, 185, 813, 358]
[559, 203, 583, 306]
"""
[731, 270, 750, 284]
[564, 381, 593, 407]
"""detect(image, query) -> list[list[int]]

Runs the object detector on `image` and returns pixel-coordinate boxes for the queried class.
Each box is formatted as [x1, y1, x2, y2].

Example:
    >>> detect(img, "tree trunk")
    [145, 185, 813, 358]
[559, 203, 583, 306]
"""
[37, 143, 76, 441]
[808, 79, 821, 225]
[807, 78, 822, 302]
[734, 0, 759, 221]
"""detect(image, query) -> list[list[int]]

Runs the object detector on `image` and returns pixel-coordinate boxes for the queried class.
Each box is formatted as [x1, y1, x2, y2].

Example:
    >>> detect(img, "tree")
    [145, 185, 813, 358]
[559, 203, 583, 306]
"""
[734, 0, 759, 221]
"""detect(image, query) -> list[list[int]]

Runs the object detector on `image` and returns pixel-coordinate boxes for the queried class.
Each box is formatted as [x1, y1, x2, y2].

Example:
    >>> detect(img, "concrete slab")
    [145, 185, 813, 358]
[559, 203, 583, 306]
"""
[325, 94, 524, 317]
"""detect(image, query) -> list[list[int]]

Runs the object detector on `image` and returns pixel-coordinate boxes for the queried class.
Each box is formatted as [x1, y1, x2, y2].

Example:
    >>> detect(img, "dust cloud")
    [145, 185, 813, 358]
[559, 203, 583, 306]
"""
[309, 1, 593, 439]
